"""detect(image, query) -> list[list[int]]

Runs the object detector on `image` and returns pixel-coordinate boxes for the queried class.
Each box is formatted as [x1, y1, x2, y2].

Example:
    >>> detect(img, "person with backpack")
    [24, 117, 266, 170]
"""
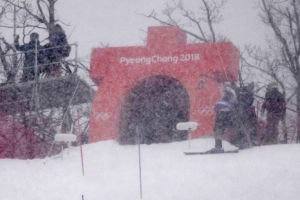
[235, 83, 258, 148]
[50, 24, 71, 59]
[261, 82, 286, 144]
[229, 82, 258, 149]
[43, 24, 71, 76]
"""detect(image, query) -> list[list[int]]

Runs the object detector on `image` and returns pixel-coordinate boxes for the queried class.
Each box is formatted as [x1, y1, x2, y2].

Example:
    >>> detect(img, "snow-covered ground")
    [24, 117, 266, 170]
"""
[1, 138, 299, 200]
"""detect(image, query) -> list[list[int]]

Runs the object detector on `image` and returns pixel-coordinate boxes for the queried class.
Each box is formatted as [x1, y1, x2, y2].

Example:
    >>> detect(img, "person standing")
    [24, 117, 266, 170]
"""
[261, 82, 286, 144]
[43, 24, 71, 76]
[232, 83, 258, 148]
[14, 33, 44, 82]
[209, 90, 236, 153]
[49, 24, 70, 59]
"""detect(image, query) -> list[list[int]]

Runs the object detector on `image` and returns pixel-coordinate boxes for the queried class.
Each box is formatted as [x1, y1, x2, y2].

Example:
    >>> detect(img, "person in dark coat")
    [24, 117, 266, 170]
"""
[261, 82, 286, 144]
[210, 90, 236, 153]
[49, 24, 70, 59]
[232, 82, 258, 148]
[14, 33, 44, 82]
[43, 24, 71, 76]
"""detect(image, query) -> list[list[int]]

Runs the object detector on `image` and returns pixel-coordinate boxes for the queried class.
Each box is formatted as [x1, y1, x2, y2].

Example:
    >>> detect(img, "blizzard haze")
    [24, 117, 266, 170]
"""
[0, 1, 296, 200]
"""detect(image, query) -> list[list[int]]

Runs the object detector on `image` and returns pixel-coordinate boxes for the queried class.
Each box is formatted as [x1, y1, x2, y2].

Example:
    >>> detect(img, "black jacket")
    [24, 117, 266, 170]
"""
[15, 40, 44, 68]
[262, 88, 286, 115]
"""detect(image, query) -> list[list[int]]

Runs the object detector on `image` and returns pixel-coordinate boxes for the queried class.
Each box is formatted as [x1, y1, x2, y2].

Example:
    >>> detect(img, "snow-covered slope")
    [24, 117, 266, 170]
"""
[1, 138, 299, 200]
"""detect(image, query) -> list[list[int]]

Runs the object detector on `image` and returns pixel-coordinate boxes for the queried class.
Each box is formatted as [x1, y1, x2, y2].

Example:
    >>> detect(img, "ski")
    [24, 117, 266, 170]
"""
[184, 149, 239, 155]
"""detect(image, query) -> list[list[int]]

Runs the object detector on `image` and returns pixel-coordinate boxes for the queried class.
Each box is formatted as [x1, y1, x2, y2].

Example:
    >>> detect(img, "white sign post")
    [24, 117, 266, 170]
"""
[176, 122, 199, 149]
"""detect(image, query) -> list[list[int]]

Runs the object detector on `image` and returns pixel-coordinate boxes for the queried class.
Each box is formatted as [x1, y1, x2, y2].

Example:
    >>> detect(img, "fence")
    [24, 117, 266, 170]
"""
[0, 41, 79, 83]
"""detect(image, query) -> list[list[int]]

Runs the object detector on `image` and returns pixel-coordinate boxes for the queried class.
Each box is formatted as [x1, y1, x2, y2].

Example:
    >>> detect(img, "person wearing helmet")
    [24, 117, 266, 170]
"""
[209, 90, 236, 153]
[261, 82, 286, 144]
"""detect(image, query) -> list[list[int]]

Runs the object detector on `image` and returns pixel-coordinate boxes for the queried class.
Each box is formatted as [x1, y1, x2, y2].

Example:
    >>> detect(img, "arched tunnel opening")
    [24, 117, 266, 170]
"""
[119, 75, 190, 145]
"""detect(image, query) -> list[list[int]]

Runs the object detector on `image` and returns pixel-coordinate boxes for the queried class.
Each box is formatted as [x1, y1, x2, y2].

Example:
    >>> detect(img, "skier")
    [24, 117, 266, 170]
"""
[208, 90, 236, 153]
[260, 82, 286, 144]
[14, 33, 44, 82]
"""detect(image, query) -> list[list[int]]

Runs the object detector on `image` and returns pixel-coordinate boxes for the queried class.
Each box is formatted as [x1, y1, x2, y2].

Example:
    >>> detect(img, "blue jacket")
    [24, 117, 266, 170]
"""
[214, 100, 235, 129]
[15, 40, 44, 68]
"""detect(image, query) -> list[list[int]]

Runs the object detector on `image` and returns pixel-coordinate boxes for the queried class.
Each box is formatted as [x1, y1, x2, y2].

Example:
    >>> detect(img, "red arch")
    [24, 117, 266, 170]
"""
[89, 26, 239, 143]
[119, 75, 190, 144]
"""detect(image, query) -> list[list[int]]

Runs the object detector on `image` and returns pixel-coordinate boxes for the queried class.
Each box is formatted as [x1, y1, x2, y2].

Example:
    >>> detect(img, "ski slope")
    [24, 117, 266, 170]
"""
[0, 138, 299, 200]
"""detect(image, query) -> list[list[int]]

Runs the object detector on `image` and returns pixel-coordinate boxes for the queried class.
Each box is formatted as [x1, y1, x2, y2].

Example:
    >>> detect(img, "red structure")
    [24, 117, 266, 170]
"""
[89, 26, 239, 144]
[0, 111, 53, 159]
[0, 74, 93, 159]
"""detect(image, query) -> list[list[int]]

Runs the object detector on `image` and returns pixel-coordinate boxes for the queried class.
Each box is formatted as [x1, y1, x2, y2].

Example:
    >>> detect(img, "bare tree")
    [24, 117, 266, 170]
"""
[1, 0, 79, 80]
[0, 2, 8, 20]
[0, 1, 94, 158]
[0, 2, 14, 83]
[247, 0, 300, 142]
[140, 0, 260, 93]
[142, 1, 261, 84]
[141, 0, 228, 43]
[3, 0, 59, 37]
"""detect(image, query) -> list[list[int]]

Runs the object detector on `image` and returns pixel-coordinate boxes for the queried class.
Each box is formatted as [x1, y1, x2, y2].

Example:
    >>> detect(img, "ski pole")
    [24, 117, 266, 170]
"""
[77, 110, 85, 176]
[136, 126, 143, 199]
[188, 128, 191, 149]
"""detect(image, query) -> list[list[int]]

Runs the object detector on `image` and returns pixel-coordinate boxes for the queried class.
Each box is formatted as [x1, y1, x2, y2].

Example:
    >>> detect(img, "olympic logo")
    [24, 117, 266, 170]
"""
[198, 107, 214, 115]
[198, 79, 205, 90]
[93, 111, 112, 121]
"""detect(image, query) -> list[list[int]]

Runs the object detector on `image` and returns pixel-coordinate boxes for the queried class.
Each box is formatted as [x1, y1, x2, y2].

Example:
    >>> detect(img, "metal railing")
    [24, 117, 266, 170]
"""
[0, 41, 79, 82]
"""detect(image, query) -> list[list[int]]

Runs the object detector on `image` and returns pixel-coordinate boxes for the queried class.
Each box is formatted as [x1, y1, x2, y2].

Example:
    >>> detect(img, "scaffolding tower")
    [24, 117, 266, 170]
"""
[0, 73, 94, 115]
[0, 43, 95, 159]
